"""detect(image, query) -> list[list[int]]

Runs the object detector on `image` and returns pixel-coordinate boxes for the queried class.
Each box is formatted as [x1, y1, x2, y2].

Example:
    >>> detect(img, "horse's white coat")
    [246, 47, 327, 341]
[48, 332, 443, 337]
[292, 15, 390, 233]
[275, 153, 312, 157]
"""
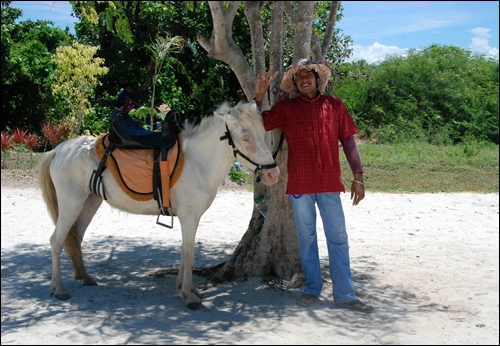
[38, 101, 279, 309]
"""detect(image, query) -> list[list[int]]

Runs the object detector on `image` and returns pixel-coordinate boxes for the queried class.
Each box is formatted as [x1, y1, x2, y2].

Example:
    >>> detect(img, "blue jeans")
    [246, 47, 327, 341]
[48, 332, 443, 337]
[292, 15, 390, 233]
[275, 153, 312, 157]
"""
[288, 192, 357, 303]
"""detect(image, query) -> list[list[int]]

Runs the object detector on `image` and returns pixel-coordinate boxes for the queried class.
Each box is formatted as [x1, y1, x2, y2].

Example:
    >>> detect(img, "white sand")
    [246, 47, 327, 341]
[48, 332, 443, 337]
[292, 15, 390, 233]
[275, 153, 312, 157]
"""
[1, 186, 498, 345]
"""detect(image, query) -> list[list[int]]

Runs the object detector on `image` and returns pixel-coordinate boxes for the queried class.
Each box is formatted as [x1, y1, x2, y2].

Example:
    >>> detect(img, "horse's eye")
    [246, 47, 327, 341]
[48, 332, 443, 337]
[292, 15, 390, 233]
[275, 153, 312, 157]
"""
[242, 135, 250, 142]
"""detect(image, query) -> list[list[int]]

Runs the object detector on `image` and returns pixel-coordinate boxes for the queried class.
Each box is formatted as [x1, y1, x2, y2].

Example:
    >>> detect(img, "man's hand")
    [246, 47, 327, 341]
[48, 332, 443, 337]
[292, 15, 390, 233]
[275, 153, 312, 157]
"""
[350, 173, 365, 206]
[255, 66, 279, 102]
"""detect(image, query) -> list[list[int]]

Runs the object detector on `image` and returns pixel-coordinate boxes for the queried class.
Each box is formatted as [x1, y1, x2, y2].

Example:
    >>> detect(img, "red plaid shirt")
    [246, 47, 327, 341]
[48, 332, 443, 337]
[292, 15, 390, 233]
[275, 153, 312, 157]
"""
[261, 94, 358, 194]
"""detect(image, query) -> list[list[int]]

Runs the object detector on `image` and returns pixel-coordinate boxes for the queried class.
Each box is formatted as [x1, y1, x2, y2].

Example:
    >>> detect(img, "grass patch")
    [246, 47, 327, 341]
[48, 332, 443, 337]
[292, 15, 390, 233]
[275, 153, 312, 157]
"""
[340, 141, 498, 193]
[1, 151, 43, 170]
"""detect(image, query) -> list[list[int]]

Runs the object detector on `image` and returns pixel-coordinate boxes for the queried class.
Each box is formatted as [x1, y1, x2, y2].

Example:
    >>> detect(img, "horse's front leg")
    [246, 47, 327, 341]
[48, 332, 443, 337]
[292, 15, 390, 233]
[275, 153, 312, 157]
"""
[177, 219, 202, 310]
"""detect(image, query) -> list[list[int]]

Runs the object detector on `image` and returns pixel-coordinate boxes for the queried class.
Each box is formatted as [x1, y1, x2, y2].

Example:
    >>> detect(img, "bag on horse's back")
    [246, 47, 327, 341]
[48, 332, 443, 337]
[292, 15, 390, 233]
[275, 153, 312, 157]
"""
[108, 109, 181, 149]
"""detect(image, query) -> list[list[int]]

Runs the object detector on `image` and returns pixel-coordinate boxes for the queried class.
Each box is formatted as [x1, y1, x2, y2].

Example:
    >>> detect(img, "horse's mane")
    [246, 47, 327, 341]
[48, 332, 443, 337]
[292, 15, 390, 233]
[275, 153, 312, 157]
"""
[181, 101, 262, 140]
[181, 113, 217, 139]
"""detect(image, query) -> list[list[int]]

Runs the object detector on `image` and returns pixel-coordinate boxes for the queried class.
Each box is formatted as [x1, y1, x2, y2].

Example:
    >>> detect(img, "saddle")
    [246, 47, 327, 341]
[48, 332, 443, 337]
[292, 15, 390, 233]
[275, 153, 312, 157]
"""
[90, 110, 183, 228]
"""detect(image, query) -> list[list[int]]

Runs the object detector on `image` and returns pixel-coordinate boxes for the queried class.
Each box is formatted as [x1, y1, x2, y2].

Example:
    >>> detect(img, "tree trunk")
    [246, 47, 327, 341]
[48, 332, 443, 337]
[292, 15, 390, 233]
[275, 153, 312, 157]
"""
[210, 136, 303, 284]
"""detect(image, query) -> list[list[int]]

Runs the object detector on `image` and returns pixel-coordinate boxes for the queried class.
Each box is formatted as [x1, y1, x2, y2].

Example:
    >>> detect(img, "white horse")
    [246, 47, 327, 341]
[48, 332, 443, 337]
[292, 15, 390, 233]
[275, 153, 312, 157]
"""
[38, 101, 280, 310]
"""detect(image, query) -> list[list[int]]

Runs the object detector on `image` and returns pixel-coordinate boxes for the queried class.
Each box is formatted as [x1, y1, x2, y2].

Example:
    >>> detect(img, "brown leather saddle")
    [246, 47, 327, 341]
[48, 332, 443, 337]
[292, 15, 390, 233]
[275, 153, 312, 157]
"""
[90, 110, 183, 228]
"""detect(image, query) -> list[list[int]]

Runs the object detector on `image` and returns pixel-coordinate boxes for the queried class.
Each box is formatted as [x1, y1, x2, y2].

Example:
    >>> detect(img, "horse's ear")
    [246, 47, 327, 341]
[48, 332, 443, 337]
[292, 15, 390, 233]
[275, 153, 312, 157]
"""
[249, 100, 257, 109]
[214, 102, 231, 116]
[214, 104, 239, 127]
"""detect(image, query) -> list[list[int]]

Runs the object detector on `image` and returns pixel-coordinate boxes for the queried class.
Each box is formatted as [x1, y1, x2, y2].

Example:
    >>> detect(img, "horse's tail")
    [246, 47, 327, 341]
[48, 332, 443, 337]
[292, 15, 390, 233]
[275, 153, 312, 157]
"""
[39, 147, 84, 276]
[39, 149, 59, 224]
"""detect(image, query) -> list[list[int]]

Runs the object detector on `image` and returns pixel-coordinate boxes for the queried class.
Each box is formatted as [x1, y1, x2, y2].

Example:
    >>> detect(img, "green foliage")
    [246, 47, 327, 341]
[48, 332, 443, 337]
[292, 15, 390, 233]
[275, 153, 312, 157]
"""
[336, 45, 499, 145]
[128, 106, 162, 130]
[4, 2, 498, 153]
[81, 103, 112, 136]
[51, 41, 109, 135]
[1, 2, 74, 136]
[146, 34, 184, 129]
[227, 161, 253, 185]
[70, 1, 243, 126]
[129, 106, 157, 122]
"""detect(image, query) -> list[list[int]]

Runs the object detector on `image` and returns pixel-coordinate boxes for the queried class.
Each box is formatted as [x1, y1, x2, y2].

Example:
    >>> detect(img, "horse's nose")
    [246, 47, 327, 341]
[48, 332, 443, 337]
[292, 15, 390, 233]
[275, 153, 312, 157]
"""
[261, 166, 280, 185]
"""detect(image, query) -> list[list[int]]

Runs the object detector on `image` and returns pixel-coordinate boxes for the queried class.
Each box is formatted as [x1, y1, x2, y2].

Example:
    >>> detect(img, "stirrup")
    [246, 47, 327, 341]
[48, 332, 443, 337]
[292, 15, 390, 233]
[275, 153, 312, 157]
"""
[156, 207, 174, 229]
[155, 187, 174, 229]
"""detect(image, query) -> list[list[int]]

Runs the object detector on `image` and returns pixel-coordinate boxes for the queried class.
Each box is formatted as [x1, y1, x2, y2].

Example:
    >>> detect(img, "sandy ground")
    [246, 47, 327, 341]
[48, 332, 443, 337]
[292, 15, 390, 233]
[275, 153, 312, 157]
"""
[1, 182, 498, 345]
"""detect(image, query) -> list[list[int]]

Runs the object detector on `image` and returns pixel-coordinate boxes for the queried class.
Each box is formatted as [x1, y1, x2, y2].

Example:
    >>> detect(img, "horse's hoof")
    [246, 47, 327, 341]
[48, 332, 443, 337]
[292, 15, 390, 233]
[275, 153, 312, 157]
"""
[187, 302, 202, 311]
[55, 292, 71, 300]
[83, 281, 98, 287]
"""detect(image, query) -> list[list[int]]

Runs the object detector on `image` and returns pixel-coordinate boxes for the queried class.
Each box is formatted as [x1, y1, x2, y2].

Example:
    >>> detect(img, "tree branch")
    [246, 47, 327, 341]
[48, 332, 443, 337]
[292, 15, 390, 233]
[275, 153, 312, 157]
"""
[320, 1, 339, 58]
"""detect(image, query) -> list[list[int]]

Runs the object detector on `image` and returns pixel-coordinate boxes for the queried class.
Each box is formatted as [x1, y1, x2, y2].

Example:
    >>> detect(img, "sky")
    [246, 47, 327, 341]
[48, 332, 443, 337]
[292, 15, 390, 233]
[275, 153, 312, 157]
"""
[12, 1, 500, 64]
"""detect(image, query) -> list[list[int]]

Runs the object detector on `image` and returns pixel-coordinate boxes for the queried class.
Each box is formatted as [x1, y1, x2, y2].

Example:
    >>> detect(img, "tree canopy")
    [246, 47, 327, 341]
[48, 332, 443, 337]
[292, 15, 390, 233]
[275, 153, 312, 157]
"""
[3, 1, 496, 145]
[51, 41, 109, 135]
[1, 1, 74, 133]
[336, 44, 499, 144]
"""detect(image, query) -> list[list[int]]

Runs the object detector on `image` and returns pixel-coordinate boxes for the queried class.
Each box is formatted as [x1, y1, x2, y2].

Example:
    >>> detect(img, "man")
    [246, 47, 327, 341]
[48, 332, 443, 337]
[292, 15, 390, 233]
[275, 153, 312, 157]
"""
[254, 59, 373, 313]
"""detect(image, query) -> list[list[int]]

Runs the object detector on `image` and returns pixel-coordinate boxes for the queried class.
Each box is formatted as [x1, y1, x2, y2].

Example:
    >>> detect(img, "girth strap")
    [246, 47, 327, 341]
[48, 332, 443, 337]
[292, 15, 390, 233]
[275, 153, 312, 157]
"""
[89, 141, 116, 200]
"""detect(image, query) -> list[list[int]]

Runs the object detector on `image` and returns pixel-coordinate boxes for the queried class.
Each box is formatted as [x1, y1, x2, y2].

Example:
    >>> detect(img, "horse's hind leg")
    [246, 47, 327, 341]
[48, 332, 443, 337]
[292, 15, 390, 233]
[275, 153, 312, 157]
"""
[50, 193, 100, 300]
[66, 194, 103, 286]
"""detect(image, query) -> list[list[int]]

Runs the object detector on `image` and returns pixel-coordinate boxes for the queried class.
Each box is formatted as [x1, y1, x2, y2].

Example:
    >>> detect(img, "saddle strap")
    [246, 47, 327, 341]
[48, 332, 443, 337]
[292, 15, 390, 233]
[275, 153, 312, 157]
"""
[153, 146, 172, 210]
[89, 141, 116, 199]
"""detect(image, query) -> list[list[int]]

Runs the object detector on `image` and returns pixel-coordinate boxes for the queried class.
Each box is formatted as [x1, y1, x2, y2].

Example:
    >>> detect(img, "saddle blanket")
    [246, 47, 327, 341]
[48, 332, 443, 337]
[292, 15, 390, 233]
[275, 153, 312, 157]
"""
[93, 133, 184, 202]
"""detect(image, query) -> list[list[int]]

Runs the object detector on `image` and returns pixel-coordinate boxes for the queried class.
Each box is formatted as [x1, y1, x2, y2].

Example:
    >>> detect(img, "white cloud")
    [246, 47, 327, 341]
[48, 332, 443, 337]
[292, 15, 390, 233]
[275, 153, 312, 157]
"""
[349, 26, 500, 64]
[468, 27, 499, 60]
[348, 42, 408, 64]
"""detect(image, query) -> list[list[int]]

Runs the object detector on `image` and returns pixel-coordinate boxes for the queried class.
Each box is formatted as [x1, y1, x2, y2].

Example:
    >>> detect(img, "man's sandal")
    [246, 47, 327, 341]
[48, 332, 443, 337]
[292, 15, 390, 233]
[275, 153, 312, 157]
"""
[335, 299, 374, 313]
[296, 294, 318, 307]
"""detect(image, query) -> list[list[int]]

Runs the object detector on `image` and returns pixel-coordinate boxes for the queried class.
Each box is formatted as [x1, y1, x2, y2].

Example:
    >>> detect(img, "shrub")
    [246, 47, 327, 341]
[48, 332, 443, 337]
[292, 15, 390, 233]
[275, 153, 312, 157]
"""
[1, 131, 14, 153]
[24, 133, 42, 151]
[41, 122, 73, 149]
[11, 128, 29, 145]
[228, 160, 252, 185]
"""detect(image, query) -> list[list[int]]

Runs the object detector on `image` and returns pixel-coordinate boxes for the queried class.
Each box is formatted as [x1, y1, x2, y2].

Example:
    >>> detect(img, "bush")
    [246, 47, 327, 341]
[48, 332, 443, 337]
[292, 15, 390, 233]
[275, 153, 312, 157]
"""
[1, 131, 14, 153]
[335, 44, 499, 145]
[41, 121, 73, 149]
[1, 129, 42, 168]
[227, 160, 253, 185]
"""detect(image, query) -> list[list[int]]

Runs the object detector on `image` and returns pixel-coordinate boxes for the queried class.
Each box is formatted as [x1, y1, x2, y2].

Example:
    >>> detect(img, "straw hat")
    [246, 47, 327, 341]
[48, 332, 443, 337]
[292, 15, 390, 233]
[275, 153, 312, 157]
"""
[280, 59, 332, 96]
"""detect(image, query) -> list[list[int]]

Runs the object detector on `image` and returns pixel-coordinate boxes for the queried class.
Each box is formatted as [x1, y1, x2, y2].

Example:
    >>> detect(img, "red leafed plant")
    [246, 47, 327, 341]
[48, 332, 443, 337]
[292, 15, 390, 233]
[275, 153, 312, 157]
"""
[41, 122, 71, 148]
[1, 131, 15, 168]
[24, 132, 42, 167]
[1, 131, 14, 153]
[24, 133, 42, 150]
[12, 128, 29, 145]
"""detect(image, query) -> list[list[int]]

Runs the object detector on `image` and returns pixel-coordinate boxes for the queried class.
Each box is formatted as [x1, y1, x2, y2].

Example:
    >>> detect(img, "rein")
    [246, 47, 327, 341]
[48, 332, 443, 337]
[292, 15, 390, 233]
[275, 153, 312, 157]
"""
[273, 132, 285, 160]
[220, 125, 278, 182]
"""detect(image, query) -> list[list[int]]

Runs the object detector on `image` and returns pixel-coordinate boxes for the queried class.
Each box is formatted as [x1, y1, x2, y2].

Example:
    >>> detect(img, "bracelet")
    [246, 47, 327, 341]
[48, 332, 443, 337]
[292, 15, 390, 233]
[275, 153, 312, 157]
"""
[353, 180, 365, 186]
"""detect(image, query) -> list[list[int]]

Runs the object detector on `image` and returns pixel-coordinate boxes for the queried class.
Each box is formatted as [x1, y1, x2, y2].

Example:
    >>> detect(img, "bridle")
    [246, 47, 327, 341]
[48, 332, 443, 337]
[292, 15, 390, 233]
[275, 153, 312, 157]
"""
[220, 125, 278, 182]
